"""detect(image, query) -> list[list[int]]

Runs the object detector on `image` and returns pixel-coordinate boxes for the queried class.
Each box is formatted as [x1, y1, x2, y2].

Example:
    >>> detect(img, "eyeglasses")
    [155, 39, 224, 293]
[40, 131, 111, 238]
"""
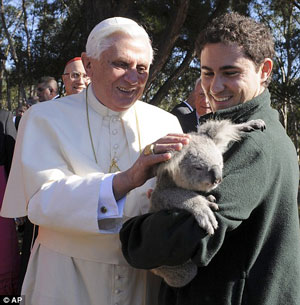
[37, 87, 49, 92]
[62, 71, 89, 81]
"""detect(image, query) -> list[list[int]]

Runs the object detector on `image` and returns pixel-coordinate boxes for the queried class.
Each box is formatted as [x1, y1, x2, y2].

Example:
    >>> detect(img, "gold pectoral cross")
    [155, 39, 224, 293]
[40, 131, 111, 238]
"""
[109, 157, 121, 173]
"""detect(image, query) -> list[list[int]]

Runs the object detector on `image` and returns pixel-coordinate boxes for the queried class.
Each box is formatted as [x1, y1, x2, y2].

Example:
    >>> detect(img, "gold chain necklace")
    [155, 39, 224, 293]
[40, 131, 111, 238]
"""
[85, 86, 142, 172]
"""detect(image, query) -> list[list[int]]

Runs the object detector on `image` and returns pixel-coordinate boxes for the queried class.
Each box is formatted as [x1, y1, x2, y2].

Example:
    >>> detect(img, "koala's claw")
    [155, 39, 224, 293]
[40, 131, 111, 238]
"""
[208, 201, 219, 211]
[201, 212, 218, 235]
[191, 199, 218, 235]
[206, 194, 216, 202]
[244, 119, 266, 131]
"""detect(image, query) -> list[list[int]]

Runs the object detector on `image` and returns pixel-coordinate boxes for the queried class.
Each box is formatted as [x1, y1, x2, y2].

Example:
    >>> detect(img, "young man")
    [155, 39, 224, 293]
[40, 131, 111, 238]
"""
[120, 12, 300, 305]
[62, 57, 90, 96]
[0, 17, 189, 305]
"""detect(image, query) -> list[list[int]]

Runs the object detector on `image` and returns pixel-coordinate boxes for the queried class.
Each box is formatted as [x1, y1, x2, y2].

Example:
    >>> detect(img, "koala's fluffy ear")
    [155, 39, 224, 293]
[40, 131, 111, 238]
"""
[198, 120, 242, 154]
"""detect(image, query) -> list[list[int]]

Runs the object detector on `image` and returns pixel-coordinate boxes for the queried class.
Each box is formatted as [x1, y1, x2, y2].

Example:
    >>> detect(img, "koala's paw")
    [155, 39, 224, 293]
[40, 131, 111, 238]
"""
[206, 194, 216, 202]
[206, 195, 219, 211]
[242, 119, 266, 132]
[151, 261, 197, 288]
[190, 196, 219, 235]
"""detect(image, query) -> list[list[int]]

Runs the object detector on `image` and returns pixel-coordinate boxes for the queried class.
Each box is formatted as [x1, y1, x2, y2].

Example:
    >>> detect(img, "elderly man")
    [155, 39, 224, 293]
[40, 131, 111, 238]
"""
[36, 76, 59, 102]
[0, 17, 188, 305]
[62, 57, 90, 96]
[170, 86, 195, 118]
[194, 78, 211, 118]
[120, 12, 300, 305]
[172, 78, 211, 132]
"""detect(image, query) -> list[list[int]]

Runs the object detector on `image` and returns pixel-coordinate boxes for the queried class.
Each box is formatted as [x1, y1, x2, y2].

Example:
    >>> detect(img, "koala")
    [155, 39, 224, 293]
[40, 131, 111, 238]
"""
[149, 119, 265, 288]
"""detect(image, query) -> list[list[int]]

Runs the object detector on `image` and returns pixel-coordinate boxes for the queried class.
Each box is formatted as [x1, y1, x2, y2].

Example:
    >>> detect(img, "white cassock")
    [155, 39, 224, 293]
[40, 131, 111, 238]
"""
[0, 85, 182, 305]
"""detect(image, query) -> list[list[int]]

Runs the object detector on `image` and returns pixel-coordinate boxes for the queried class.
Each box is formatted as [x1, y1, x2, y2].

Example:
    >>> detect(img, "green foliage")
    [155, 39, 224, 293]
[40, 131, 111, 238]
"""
[0, 0, 299, 157]
[141, 0, 229, 108]
[30, 0, 86, 80]
[250, 0, 300, 154]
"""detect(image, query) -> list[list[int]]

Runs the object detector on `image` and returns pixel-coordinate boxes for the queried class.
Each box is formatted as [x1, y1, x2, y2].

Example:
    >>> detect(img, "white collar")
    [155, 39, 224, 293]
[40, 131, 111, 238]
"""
[87, 84, 130, 118]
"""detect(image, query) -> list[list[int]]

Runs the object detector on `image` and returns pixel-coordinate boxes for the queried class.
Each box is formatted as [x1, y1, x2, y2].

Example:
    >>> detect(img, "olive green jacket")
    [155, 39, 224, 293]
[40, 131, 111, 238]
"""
[120, 89, 300, 305]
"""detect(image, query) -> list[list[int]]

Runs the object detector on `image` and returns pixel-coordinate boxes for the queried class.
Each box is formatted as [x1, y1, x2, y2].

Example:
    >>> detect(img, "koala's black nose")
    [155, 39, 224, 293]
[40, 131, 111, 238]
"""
[209, 166, 222, 184]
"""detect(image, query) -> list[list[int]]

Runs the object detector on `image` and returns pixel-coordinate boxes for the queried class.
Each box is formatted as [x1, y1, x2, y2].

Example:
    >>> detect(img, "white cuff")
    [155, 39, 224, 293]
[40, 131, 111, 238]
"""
[97, 173, 126, 233]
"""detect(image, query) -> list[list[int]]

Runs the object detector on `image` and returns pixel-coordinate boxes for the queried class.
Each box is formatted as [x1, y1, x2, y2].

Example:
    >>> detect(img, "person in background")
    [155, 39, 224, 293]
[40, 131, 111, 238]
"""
[194, 78, 211, 119]
[62, 57, 90, 96]
[14, 105, 29, 130]
[172, 78, 211, 133]
[120, 12, 300, 305]
[36, 76, 59, 102]
[0, 109, 19, 294]
[27, 96, 39, 107]
[0, 17, 188, 305]
[170, 90, 195, 117]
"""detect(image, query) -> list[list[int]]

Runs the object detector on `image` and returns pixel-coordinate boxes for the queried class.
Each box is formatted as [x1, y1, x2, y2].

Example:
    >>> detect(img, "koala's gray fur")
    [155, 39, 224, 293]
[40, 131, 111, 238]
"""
[150, 119, 265, 288]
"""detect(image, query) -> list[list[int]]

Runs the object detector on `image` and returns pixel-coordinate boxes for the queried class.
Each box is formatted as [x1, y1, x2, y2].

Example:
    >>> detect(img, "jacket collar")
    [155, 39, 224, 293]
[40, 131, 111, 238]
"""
[199, 89, 271, 124]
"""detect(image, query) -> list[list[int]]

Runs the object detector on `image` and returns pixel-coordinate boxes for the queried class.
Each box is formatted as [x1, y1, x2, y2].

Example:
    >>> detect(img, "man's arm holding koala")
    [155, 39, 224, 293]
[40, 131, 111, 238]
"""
[120, 135, 268, 270]
[120, 209, 207, 269]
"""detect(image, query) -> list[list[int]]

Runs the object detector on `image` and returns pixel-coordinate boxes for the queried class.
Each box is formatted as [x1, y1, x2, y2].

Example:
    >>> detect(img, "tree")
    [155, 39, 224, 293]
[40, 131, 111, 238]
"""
[0, 0, 251, 109]
[0, 0, 42, 109]
[1, 0, 299, 153]
[65, 0, 235, 108]
[0, 0, 23, 108]
[251, 0, 300, 154]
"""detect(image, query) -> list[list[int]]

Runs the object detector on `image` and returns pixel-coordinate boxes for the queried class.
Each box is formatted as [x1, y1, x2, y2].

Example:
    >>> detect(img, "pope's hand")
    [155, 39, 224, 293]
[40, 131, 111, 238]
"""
[112, 133, 190, 200]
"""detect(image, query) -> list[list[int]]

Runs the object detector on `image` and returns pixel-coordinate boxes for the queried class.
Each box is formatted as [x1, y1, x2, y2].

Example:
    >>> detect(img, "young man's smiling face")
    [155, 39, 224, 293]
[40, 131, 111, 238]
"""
[200, 42, 272, 112]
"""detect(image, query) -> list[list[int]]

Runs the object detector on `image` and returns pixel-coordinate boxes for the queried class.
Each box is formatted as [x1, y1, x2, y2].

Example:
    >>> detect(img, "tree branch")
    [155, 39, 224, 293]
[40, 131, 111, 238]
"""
[149, 48, 195, 106]
[146, 0, 190, 88]
[22, 0, 32, 59]
[0, 0, 19, 64]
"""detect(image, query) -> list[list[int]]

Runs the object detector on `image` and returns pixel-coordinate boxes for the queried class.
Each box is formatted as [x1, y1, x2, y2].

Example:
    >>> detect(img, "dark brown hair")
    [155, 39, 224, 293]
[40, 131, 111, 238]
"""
[196, 12, 275, 85]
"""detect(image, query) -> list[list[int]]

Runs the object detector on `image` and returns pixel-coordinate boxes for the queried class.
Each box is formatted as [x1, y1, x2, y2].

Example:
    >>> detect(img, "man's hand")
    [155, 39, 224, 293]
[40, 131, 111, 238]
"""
[112, 133, 190, 200]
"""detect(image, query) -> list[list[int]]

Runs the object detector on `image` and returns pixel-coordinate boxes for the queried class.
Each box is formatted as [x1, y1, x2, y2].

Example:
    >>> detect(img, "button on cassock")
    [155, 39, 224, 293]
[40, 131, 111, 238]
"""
[100, 206, 107, 213]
